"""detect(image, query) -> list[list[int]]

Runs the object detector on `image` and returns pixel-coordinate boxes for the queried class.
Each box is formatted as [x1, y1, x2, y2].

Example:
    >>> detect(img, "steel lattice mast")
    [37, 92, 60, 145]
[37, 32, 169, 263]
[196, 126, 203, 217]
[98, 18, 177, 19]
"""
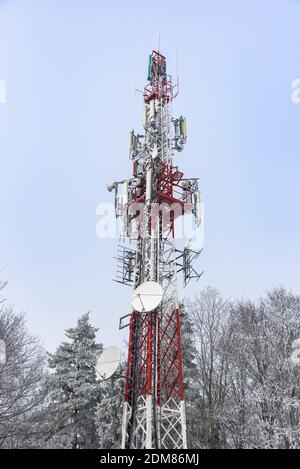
[108, 49, 202, 449]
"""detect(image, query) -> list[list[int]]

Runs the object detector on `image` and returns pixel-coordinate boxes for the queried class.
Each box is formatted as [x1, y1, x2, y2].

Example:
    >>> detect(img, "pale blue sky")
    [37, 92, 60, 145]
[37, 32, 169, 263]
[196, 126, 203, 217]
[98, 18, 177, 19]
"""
[0, 0, 299, 351]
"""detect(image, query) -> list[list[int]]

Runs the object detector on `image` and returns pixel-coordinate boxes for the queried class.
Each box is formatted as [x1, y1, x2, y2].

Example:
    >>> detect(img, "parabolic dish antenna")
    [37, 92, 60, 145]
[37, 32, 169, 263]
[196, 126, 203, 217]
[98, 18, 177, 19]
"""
[95, 345, 121, 381]
[132, 281, 164, 313]
[0, 339, 6, 365]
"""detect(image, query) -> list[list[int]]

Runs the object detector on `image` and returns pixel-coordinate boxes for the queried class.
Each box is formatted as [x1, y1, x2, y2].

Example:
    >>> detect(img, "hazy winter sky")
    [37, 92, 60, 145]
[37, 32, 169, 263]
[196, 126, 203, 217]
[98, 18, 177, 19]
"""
[0, 0, 300, 352]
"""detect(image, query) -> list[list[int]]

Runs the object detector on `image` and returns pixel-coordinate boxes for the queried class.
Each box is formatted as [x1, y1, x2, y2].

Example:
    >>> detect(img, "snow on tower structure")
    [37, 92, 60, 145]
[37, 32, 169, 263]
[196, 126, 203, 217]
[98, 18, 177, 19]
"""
[108, 49, 202, 449]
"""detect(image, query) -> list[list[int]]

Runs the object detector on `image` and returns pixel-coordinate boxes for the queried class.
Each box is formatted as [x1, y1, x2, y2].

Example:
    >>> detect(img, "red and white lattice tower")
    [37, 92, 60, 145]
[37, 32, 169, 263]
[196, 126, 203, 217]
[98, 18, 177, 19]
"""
[109, 49, 202, 449]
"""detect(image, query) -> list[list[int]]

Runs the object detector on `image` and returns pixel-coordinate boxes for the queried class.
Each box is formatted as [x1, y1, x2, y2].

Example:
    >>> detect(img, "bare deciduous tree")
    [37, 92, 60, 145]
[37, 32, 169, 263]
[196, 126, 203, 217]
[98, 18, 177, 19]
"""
[185, 287, 230, 448]
[0, 288, 47, 448]
[185, 286, 300, 449]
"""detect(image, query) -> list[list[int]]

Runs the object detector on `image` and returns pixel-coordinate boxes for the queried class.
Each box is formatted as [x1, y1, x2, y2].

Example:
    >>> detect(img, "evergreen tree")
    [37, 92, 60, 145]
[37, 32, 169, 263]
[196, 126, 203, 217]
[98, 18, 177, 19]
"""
[47, 313, 101, 449]
[95, 362, 125, 449]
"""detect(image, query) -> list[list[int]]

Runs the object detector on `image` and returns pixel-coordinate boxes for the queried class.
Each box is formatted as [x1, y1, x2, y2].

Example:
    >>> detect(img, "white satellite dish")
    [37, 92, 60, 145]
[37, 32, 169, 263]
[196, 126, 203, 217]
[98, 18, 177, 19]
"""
[0, 339, 6, 365]
[132, 281, 164, 313]
[95, 345, 121, 381]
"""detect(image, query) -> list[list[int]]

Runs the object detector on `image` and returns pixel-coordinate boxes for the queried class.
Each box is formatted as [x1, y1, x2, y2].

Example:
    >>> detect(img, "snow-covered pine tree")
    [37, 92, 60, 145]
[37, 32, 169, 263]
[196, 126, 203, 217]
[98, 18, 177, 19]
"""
[95, 362, 125, 449]
[47, 313, 102, 449]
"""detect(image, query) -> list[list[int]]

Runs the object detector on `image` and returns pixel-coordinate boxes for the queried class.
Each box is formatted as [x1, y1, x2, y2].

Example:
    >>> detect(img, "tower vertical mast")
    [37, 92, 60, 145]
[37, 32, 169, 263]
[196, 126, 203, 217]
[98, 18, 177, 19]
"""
[110, 49, 202, 449]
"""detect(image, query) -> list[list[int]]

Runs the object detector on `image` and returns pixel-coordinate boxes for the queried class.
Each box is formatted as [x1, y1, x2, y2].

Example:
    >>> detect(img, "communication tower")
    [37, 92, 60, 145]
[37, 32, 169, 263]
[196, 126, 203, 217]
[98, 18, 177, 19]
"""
[108, 49, 202, 449]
